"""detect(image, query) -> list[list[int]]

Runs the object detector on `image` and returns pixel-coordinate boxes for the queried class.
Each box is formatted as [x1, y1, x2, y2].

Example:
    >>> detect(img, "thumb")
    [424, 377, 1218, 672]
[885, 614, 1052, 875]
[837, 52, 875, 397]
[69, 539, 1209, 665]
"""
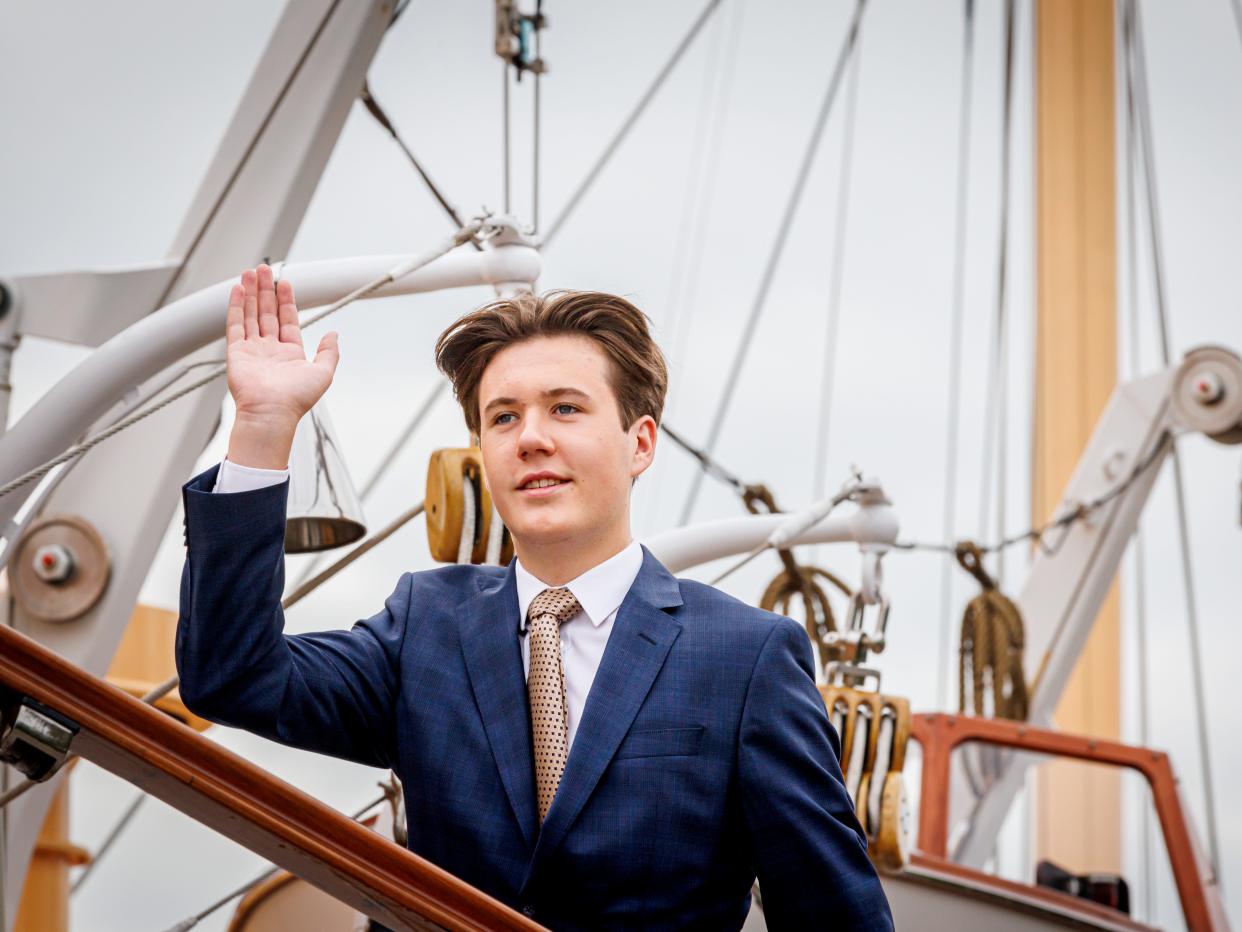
[313, 331, 340, 377]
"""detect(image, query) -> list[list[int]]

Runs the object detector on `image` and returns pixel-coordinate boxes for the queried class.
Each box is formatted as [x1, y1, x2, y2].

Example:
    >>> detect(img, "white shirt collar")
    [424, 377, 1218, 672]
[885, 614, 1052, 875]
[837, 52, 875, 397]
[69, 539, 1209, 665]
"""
[515, 540, 644, 632]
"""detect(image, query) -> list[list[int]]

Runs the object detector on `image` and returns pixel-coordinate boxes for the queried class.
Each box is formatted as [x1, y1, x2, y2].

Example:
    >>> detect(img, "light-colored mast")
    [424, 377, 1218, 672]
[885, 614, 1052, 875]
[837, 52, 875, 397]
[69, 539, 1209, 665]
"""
[1031, 0, 1120, 874]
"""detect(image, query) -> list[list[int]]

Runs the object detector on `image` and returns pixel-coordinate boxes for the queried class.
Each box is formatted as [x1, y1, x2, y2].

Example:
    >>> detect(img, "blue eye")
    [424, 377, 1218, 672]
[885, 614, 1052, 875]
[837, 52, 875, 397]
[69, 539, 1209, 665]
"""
[554, 403, 578, 415]
[494, 412, 516, 425]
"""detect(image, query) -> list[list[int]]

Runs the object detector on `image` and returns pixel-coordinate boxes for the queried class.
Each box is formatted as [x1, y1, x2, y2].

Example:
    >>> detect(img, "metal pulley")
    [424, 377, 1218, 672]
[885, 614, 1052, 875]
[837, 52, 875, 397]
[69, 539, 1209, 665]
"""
[1172, 345, 1242, 443]
[285, 402, 367, 554]
[820, 680, 912, 872]
[425, 448, 513, 565]
[10, 514, 109, 623]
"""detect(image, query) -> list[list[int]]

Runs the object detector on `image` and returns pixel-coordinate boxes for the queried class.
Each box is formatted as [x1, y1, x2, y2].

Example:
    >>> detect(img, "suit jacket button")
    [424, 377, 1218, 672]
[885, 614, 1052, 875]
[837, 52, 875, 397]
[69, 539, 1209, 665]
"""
[521, 904, 535, 918]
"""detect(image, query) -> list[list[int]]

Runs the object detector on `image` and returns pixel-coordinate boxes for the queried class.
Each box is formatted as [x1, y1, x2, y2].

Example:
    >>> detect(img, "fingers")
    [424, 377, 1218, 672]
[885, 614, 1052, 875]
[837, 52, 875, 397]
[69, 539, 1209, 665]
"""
[277, 278, 301, 344]
[312, 331, 340, 379]
[257, 264, 278, 339]
[242, 269, 259, 339]
[226, 284, 245, 345]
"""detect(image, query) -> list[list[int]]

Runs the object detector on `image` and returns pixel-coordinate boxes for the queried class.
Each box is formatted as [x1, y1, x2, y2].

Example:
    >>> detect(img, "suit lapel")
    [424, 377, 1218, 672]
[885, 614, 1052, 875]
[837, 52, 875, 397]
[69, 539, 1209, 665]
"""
[531, 547, 684, 862]
[459, 565, 539, 848]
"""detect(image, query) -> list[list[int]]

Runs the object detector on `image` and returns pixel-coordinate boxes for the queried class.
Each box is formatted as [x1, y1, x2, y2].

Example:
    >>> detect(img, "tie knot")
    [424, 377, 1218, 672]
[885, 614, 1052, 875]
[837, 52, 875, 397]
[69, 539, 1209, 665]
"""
[528, 587, 582, 626]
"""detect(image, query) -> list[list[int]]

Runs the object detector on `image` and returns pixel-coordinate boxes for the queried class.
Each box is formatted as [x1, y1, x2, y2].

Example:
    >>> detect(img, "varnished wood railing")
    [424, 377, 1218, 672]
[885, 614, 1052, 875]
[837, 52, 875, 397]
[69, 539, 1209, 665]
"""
[911, 713, 1229, 932]
[0, 623, 542, 932]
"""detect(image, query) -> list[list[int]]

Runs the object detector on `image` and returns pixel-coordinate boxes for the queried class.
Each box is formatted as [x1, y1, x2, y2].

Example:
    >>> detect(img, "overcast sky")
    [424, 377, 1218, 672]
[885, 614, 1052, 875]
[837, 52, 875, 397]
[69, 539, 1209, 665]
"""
[2, 1, 1240, 929]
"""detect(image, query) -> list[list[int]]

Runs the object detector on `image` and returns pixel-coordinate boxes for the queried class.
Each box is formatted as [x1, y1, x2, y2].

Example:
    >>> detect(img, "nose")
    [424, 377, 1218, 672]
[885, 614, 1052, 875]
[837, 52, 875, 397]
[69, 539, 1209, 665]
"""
[516, 410, 555, 458]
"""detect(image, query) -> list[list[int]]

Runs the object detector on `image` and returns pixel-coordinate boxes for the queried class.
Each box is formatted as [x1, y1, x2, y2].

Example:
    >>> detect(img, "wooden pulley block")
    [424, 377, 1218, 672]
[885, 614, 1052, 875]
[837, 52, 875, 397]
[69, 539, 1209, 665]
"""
[10, 514, 110, 622]
[855, 773, 872, 832]
[871, 772, 911, 872]
[425, 449, 514, 565]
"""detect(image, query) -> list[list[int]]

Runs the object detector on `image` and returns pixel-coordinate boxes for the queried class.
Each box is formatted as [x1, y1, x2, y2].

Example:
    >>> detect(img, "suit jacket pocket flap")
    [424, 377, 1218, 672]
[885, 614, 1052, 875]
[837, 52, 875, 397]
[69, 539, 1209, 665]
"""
[615, 725, 704, 760]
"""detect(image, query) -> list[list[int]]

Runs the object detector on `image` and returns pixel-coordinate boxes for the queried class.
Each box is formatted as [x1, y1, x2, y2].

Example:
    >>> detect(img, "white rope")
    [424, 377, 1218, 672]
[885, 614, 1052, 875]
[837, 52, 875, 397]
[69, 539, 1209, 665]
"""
[485, 500, 505, 565]
[458, 473, 477, 565]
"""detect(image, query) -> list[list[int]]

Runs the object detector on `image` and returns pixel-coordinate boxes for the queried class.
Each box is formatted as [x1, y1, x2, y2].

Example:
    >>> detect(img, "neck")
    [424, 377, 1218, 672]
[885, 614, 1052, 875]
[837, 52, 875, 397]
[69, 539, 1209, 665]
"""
[514, 528, 634, 586]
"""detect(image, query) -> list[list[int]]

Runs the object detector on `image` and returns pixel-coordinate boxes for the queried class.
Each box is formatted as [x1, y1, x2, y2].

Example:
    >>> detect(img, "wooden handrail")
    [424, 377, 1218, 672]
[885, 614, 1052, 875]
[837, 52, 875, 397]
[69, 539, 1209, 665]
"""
[910, 713, 1229, 932]
[0, 623, 542, 932]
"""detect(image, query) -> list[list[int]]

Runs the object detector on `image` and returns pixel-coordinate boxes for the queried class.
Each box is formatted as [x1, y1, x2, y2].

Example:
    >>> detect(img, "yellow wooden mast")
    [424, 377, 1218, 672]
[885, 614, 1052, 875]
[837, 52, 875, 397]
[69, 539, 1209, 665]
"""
[1031, 0, 1122, 874]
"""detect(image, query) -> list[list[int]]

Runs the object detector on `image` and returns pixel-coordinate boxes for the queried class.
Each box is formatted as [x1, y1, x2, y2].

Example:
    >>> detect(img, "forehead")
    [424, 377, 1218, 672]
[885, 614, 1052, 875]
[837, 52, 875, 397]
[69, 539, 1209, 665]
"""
[478, 334, 614, 399]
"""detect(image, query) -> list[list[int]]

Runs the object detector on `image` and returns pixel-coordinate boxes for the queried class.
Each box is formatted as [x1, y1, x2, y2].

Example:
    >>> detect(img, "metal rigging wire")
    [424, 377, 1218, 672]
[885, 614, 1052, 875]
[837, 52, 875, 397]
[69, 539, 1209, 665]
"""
[976, 0, 1016, 586]
[678, 0, 869, 526]
[936, 0, 977, 712]
[502, 60, 513, 214]
[532, 0, 543, 231]
[1122, 13, 1155, 913]
[542, 0, 726, 246]
[811, 22, 865, 503]
[1128, 0, 1223, 885]
[159, 792, 389, 932]
[359, 82, 482, 249]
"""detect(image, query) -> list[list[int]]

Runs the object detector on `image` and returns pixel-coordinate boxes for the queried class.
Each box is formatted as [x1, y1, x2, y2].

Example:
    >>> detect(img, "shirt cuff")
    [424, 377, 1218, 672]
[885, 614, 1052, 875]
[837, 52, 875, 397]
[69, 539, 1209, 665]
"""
[212, 458, 290, 494]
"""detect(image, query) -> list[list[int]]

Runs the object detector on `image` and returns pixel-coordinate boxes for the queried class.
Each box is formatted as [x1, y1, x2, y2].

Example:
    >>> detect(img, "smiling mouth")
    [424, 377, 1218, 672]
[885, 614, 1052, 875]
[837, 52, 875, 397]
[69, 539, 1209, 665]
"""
[518, 478, 570, 492]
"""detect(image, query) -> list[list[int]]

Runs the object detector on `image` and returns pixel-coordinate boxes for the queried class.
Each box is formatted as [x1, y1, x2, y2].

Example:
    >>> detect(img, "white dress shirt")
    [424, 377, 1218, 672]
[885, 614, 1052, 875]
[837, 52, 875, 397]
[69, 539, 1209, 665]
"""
[211, 459, 644, 751]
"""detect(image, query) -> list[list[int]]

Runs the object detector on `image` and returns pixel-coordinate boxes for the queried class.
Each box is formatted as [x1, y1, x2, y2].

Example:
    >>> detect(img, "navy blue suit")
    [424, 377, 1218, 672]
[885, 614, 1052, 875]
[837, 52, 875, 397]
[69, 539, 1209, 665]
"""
[176, 465, 893, 930]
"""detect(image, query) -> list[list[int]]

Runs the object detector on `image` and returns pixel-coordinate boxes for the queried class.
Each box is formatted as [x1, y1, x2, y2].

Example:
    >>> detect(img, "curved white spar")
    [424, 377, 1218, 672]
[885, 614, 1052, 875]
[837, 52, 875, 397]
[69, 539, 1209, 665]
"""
[0, 241, 540, 521]
[643, 501, 900, 575]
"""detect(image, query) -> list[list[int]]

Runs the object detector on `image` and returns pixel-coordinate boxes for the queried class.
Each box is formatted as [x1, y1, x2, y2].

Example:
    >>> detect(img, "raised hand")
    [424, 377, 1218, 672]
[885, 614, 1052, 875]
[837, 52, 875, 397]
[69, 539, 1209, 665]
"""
[224, 265, 340, 469]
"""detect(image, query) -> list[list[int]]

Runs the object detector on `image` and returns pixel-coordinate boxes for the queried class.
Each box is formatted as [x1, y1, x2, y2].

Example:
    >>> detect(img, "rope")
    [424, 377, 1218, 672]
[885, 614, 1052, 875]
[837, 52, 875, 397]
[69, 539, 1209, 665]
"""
[745, 484, 851, 672]
[542, 0, 726, 245]
[282, 501, 426, 610]
[895, 428, 1171, 557]
[1129, 0, 1222, 882]
[502, 61, 512, 213]
[679, 0, 869, 525]
[955, 542, 1028, 723]
[359, 83, 482, 250]
[0, 221, 482, 502]
[458, 469, 478, 565]
[70, 793, 146, 894]
[160, 792, 387, 932]
[532, 0, 543, 231]
[1122, 11, 1155, 912]
[485, 501, 505, 565]
[811, 23, 865, 502]
[937, 0, 977, 713]
[976, 0, 1016, 586]
[659, 421, 748, 496]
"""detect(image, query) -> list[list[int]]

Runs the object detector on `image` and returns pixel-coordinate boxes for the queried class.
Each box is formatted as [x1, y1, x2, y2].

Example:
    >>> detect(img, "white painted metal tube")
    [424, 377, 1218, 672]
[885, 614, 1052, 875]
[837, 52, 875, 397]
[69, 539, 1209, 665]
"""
[643, 502, 899, 574]
[0, 244, 540, 518]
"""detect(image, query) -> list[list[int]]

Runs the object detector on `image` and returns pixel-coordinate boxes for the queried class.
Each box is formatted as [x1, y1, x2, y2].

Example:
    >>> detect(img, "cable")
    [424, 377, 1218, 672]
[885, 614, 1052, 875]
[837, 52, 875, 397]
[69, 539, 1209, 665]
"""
[159, 792, 387, 932]
[679, 0, 869, 525]
[0, 222, 482, 502]
[289, 379, 447, 590]
[532, 0, 543, 232]
[659, 422, 748, 496]
[359, 83, 482, 250]
[70, 793, 146, 894]
[502, 62, 512, 214]
[976, 0, 1016, 585]
[937, 0, 977, 712]
[811, 22, 865, 502]
[1120, 8, 1156, 915]
[1130, 0, 1222, 884]
[542, 0, 726, 245]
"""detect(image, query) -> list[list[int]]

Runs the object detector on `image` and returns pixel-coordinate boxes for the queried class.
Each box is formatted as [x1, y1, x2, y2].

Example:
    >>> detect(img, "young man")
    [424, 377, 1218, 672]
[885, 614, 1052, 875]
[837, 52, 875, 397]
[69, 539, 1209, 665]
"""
[176, 265, 893, 930]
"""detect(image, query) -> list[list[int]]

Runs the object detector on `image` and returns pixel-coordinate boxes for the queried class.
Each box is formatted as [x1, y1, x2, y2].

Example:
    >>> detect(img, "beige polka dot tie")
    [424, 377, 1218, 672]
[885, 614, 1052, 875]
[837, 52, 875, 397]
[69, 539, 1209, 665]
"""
[527, 587, 582, 822]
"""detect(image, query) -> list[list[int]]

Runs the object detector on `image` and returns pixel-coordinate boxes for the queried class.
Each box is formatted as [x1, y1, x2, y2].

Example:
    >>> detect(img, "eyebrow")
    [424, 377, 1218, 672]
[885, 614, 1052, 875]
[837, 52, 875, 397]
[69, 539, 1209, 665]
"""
[482, 387, 592, 415]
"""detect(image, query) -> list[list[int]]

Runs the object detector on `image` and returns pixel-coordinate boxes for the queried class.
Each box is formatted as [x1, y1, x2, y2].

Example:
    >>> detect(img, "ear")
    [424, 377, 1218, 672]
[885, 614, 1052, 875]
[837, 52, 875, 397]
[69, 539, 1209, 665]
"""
[629, 415, 657, 479]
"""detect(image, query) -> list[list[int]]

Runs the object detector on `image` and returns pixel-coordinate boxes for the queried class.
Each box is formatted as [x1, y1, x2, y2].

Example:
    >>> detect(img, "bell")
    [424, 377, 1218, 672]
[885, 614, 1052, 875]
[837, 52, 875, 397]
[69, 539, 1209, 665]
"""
[284, 402, 367, 553]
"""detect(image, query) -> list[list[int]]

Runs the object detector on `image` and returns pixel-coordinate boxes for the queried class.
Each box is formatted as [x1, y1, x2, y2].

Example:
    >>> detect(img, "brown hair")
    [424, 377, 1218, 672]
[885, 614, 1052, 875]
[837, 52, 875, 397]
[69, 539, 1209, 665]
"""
[435, 290, 668, 438]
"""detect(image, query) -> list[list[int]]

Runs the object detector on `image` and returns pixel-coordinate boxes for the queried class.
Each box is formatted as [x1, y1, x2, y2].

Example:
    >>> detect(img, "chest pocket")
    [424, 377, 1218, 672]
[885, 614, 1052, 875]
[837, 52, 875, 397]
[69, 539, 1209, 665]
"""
[614, 725, 704, 760]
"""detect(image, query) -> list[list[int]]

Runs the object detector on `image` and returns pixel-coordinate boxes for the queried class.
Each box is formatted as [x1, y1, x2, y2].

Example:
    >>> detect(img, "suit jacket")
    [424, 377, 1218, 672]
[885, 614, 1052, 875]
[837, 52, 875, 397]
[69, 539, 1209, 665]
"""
[176, 464, 893, 930]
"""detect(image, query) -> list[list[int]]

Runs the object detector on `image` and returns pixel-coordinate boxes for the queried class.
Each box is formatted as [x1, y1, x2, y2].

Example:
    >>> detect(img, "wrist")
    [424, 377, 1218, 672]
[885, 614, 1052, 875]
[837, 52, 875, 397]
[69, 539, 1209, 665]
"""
[227, 412, 299, 470]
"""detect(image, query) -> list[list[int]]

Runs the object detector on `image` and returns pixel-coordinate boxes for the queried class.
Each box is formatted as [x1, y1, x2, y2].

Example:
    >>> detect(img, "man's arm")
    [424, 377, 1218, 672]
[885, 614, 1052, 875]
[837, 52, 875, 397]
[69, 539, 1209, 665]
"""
[738, 617, 894, 931]
[176, 464, 405, 770]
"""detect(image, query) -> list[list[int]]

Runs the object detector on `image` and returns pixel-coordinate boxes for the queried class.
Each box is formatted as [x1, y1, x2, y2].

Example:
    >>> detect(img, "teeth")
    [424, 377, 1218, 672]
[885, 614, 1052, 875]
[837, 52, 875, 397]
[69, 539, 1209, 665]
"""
[523, 478, 564, 489]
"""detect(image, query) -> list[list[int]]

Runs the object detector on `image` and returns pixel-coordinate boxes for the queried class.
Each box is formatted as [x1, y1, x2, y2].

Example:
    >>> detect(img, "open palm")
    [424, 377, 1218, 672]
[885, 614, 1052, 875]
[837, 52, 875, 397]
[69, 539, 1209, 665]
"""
[225, 265, 339, 428]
